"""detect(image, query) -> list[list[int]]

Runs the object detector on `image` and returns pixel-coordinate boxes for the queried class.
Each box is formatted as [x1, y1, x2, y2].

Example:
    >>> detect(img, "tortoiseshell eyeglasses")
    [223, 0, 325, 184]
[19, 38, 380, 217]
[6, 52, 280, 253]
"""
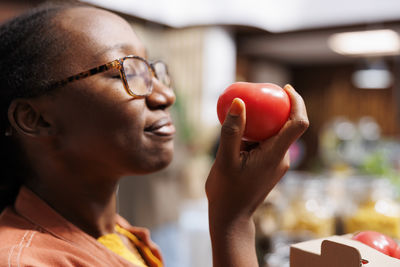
[52, 55, 171, 97]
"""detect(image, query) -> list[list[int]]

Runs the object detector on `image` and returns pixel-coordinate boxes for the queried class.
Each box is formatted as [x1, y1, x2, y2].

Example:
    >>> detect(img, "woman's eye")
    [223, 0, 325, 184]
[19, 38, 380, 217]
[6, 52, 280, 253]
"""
[124, 68, 137, 77]
[111, 75, 120, 79]
[125, 73, 137, 79]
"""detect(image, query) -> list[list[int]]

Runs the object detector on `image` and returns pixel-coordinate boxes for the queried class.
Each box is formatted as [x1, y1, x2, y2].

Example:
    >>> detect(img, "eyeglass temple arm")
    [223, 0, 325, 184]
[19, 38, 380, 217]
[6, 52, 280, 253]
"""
[51, 61, 120, 88]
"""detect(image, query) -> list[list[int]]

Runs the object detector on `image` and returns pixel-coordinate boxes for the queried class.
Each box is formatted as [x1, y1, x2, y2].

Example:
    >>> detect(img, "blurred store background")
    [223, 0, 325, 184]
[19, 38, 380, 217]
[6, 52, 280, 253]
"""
[3, 0, 400, 266]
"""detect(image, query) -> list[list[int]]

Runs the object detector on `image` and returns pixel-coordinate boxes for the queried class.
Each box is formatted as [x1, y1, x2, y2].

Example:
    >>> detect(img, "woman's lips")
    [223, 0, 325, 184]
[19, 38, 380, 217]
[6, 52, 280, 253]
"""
[145, 117, 176, 136]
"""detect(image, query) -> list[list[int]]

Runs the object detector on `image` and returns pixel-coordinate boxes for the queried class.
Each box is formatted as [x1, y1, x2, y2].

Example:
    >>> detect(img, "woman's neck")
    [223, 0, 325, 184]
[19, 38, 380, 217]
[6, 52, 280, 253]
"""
[26, 173, 120, 238]
[23, 140, 127, 238]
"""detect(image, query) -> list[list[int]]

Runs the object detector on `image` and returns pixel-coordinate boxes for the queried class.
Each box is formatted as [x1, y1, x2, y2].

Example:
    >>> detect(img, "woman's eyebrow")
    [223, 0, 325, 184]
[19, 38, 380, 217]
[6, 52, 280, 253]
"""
[95, 43, 148, 59]
[95, 43, 132, 57]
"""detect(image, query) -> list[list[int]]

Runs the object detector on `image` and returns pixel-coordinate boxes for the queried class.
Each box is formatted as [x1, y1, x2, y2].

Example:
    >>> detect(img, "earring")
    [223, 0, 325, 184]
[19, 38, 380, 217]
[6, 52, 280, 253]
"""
[4, 127, 12, 137]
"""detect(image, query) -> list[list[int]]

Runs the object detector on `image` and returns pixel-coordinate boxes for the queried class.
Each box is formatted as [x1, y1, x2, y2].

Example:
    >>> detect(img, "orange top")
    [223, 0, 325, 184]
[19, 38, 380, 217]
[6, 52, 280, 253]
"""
[0, 186, 163, 267]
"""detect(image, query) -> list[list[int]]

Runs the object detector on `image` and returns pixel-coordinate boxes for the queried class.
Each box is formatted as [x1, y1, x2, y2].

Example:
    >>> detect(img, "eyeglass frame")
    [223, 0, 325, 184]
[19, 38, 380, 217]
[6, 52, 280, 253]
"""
[51, 55, 170, 97]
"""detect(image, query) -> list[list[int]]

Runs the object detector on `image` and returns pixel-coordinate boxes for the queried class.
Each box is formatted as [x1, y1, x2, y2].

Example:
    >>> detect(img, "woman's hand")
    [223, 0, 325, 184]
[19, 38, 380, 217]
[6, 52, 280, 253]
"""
[206, 84, 309, 267]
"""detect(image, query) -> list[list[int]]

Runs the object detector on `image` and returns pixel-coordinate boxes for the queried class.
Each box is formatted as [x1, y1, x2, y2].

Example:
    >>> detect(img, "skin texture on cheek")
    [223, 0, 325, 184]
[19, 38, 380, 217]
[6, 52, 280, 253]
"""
[50, 86, 155, 176]
[47, 72, 174, 177]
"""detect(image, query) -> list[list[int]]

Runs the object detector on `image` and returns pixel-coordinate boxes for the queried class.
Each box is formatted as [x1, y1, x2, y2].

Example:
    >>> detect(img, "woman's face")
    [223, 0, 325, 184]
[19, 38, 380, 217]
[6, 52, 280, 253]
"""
[44, 7, 176, 177]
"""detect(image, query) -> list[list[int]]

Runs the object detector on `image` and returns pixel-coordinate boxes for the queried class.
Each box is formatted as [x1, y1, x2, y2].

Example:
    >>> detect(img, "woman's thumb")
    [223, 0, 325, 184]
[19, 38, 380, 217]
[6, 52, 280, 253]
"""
[216, 98, 246, 163]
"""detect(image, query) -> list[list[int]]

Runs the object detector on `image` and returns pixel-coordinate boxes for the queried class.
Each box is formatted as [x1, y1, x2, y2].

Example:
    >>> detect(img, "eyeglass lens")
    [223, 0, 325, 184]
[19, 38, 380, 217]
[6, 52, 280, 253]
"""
[122, 58, 171, 96]
[122, 58, 152, 96]
[153, 62, 171, 87]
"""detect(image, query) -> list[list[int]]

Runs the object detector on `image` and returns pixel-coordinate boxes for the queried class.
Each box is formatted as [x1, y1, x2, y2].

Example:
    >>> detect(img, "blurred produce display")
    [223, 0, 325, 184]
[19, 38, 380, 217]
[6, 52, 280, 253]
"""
[280, 176, 335, 238]
[255, 116, 400, 267]
[344, 178, 400, 239]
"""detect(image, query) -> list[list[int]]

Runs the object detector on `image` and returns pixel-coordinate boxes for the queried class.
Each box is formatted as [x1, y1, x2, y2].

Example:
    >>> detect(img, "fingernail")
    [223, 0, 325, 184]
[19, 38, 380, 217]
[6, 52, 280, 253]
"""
[284, 84, 295, 91]
[229, 98, 243, 116]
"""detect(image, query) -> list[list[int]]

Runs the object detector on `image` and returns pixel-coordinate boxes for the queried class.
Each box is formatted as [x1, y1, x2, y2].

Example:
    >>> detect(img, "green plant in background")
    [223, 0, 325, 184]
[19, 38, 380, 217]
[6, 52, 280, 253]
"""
[361, 151, 391, 176]
[172, 91, 195, 144]
[360, 150, 400, 198]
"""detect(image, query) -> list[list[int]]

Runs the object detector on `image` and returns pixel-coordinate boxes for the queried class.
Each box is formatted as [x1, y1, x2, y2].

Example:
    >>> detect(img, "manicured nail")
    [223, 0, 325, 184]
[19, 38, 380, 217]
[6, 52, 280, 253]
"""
[229, 98, 244, 116]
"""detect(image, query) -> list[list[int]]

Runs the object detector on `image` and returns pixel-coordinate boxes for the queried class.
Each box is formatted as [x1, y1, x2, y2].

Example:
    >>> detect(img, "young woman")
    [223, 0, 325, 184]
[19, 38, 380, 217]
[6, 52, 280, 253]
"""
[0, 3, 308, 267]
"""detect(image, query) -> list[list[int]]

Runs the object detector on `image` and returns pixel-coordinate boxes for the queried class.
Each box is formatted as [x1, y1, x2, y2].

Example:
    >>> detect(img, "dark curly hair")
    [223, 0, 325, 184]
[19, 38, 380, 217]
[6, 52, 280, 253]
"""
[0, 2, 83, 212]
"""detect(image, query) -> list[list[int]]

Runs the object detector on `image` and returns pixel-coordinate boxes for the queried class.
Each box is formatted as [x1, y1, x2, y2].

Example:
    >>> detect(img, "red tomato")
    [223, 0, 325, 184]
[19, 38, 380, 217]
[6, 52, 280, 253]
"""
[392, 245, 400, 259]
[352, 231, 400, 258]
[217, 82, 291, 141]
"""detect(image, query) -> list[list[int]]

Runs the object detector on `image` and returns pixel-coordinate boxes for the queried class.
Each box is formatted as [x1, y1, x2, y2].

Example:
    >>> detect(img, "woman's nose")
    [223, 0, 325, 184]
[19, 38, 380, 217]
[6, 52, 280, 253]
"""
[146, 78, 176, 110]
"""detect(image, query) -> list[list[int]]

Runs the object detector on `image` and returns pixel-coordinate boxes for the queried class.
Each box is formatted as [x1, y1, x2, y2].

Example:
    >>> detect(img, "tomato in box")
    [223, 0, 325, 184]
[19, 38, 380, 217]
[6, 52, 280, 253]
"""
[217, 82, 291, 141]
[352, 231, 400, 259]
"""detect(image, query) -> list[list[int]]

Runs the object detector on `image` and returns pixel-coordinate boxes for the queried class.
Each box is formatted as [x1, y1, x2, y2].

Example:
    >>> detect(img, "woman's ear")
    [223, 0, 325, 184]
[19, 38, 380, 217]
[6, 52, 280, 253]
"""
[7, 99, 54, 138]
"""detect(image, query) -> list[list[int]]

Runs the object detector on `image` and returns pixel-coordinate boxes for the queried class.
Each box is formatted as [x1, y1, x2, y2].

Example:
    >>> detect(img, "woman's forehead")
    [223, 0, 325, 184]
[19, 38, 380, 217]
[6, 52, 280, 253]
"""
[55, 7, 146, 67]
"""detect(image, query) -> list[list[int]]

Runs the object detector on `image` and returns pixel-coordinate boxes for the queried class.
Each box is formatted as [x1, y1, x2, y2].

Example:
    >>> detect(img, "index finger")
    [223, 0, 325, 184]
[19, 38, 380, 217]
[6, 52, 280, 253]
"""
[268, 84, 309, 154]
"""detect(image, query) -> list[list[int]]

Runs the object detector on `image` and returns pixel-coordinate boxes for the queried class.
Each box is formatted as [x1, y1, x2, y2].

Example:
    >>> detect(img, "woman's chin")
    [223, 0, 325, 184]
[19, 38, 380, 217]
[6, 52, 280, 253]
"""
[129, 150, 174, 175]
[148, 156, 173, 173]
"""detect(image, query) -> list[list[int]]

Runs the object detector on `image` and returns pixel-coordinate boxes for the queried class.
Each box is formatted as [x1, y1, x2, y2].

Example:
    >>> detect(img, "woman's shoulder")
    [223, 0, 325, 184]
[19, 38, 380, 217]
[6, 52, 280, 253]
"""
[0, 207, 70, 266]
[0, 207, 104, 267]
[0, 208, 148, 267]
[0, 228, 70, 267]
[0, 240, 104, 267]
[0, 206, 37, 241]
[0, 222, 117, 267]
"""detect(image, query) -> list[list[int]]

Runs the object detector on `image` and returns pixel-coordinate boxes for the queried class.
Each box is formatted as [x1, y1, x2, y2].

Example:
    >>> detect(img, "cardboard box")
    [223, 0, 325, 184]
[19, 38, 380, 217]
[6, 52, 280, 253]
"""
[290, 235, 400, 267]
